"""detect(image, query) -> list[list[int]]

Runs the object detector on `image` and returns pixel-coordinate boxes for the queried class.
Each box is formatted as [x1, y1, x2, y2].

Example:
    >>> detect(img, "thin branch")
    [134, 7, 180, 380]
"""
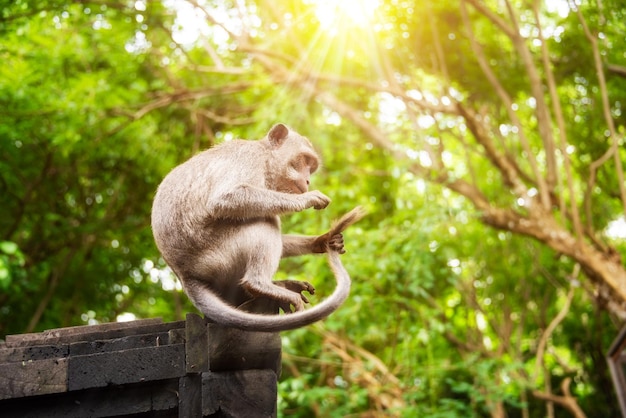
[607, 63, 626, 78]
[25, 246, 80, 333]
[321, 329, 406, 411]
[4, 150, 54, 240]
[186, 65, 248, 75]
[503, 0, 558, 192]
[186, 0, 239, 40]
[463, 0, 517, 38]
[196, 108, 255, 125]
[460, 0, 551, 209]
[456, 103, 528, 196]
[419, 2, 452, 171]
[531, 1, 583, 243]
[426, 1, 450, 84]
[457, 277, 512, 357]
[131, 84, 252, 120]
[199, 37, 227, 70]
[370, 12, 444, 171]
[584, 148, 614, 231]
[571, 1, 626, 219]
[534, 285, 575, 381]
[532, 377, 587, 418]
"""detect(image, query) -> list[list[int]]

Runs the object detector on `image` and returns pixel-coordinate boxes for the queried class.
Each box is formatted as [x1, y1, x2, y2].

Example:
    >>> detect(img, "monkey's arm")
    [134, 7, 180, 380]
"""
[281, 234, 344, 257]
[281, 206, 366, 258]
[210, 184, 330, 219]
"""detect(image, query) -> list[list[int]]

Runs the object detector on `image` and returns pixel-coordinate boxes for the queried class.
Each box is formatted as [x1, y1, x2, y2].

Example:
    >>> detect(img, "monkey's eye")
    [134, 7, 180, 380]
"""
[306, 157, 319, 173]
[290, 160, 301, 170]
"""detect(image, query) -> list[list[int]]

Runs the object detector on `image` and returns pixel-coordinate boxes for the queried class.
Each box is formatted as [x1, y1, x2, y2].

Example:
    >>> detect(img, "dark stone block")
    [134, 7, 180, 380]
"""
[68, 344, 185, 391]
[203, 369, 278, 417]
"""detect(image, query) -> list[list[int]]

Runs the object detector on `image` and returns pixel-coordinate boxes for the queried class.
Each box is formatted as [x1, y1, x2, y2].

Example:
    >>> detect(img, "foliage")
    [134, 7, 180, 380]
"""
[1, 0, 626, 417]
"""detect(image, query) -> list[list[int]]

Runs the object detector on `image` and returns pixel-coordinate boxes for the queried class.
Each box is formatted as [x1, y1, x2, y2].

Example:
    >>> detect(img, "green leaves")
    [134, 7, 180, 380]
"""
[1, 0, 625, 416]
[0, 241, 25, 291]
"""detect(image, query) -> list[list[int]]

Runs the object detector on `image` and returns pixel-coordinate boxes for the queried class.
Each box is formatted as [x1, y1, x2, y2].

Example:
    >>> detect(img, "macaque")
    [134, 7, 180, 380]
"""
[151, 123, 364, 332]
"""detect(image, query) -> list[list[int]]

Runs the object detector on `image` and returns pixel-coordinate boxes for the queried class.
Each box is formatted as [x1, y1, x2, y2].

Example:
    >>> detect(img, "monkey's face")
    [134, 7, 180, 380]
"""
[269, 145, 320, 194]
[287, 152, 319, 193]
[265, 124, 320, 194]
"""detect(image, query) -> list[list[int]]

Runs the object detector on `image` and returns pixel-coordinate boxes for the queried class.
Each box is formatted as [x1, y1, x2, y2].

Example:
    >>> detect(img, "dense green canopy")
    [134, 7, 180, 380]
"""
[2, 0, 626, 416]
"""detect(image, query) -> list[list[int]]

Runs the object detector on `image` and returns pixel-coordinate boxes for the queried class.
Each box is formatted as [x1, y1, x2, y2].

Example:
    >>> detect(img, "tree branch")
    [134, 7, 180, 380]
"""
[456, 103, 528, 196]
[532, 377, 587, 418]
[503, 0, 558, 192]
[460, 0, 551, 210]
[534, 285, 576, 381]
[607, 63, 626, 78]
[571, 1, 626, 220]
[531, 1, 583, 244]
[463, 0, 516, 39]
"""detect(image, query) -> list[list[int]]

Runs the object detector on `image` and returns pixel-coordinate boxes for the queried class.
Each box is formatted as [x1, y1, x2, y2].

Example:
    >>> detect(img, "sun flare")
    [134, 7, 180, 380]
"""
[307, 0, 380, 29]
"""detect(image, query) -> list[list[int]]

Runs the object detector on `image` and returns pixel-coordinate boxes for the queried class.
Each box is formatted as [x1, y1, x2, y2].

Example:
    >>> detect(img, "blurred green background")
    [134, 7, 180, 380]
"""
[2, 0, 626, 416]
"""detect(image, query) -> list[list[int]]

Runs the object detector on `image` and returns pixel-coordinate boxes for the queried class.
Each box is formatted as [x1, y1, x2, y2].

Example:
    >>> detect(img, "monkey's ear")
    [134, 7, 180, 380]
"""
[267, 123, 289, 147]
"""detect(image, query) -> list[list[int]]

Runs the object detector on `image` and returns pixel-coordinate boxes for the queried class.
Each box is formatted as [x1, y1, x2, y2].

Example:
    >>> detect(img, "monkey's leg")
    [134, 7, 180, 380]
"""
[274, 280, 316, 303]
[242, 276, 307, 313]
[237, 281, 314, 314]
[233, 221, 311, 312]
[275, 280, 315, 314]
[240, 249, 308, 312]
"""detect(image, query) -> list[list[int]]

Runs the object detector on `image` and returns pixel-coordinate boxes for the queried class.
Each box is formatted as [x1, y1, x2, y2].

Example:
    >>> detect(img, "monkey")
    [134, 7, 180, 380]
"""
[151, 123, 365, 332]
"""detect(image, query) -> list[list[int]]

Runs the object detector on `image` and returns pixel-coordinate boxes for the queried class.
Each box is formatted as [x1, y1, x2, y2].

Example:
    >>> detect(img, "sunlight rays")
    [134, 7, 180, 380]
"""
[166, 0, 385, 125]
[266, 0, 384, 120]
[306, 0, 380, 30]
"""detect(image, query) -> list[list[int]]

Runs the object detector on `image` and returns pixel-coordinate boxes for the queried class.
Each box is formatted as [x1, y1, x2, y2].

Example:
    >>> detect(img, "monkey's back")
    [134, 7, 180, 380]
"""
[152, 140, 266, 228]
[151, 139, 276, 282]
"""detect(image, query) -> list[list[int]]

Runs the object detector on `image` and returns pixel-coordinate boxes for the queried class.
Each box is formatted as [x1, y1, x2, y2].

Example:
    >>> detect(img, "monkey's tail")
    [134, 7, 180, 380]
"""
[328, 206, 367, 237]
[190, 250, 351, 332]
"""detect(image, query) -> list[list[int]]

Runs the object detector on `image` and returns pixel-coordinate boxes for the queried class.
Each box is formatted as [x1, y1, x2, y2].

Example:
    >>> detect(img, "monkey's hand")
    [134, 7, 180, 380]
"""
[303, 190, 331, 210]
[312, 232, 345, 254]
[311, 206, 367, 254]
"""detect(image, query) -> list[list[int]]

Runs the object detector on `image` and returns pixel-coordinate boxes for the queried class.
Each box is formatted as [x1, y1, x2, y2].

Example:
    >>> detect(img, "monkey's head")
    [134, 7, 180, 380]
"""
[264, 123, 320, 194]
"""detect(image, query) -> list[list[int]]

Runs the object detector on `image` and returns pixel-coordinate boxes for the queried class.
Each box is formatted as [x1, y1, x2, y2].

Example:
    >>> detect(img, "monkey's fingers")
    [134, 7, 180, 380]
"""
[279, 296, 306, 313]
[297, 281, 315, 304]
[302, 281, 315, 295]
[274, 279, 315, 295]
[306, 190, 331, 210]
[278, 301, 294, 314]
[328, 233, 345, 254]
[313, 200, 330, 210]
[275, 280, 315, 307]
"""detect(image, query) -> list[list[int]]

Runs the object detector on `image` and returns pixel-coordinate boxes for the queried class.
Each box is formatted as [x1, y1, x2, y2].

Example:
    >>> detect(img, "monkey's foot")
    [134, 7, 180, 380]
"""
[274, 280, 315, 305]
